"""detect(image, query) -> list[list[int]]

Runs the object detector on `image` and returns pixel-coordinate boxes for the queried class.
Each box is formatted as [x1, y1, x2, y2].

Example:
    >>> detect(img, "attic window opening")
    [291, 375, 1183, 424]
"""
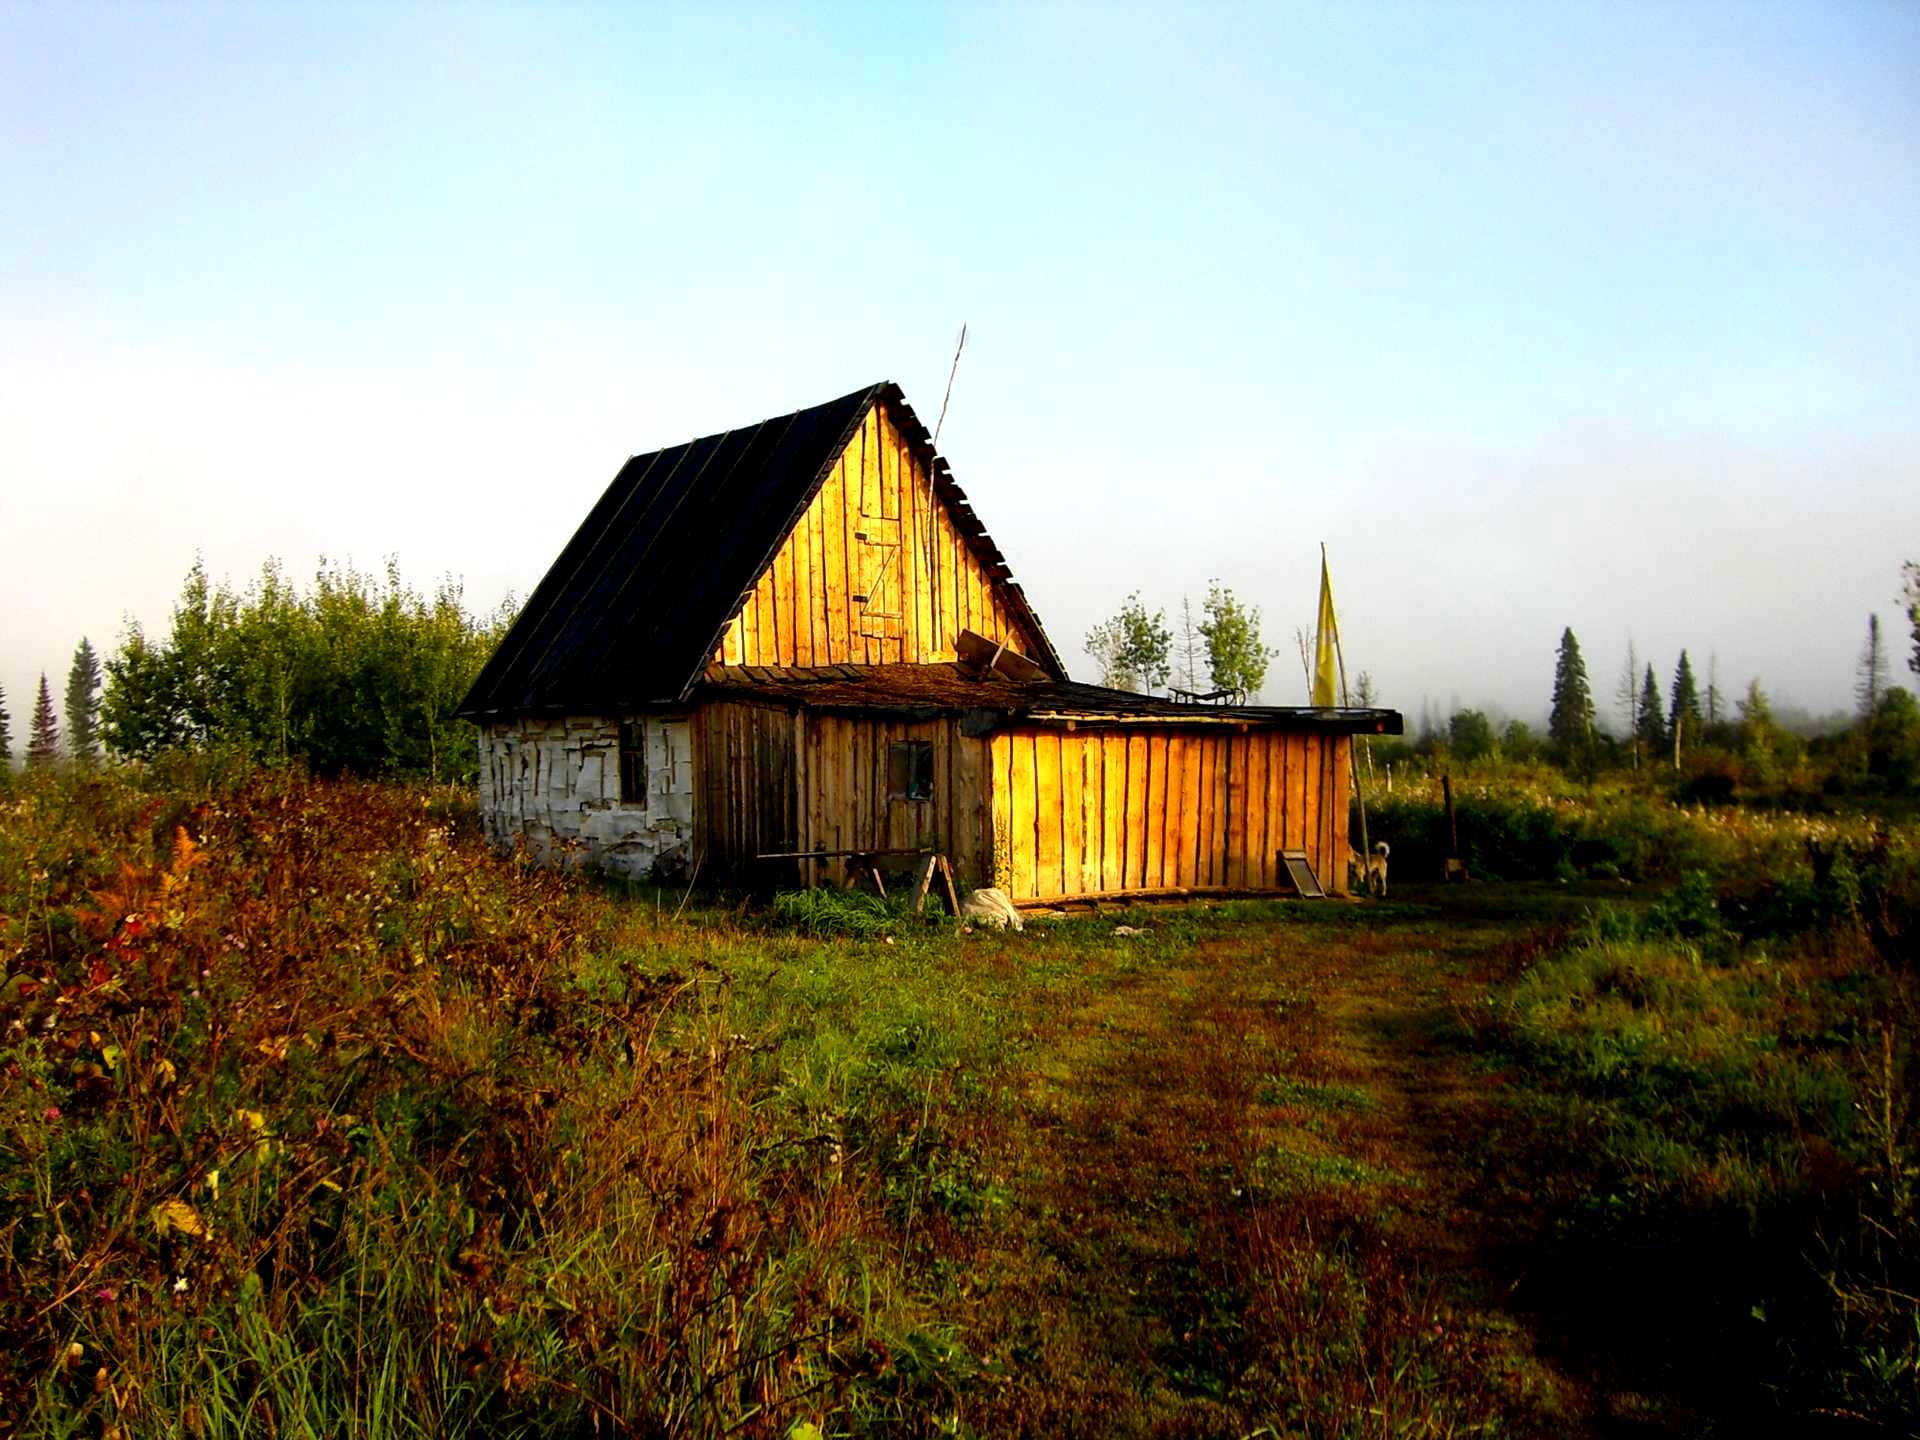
[887, 740, 934, 802]
[619, 722, 647, 807]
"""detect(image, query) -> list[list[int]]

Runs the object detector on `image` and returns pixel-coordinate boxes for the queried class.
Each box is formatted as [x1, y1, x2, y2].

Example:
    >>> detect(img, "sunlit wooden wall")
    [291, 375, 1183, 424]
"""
[715, 398, 1047, 667]
[988, 727, 1349, 902]
[696, 703, 1350, 902]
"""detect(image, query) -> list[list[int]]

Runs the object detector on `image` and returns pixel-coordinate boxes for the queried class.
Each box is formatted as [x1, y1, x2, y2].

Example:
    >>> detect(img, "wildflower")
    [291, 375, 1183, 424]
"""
[41, 1105, 60, 1121]
[173, 1276, 189, 1294]
[94, 1288, 117, 1303]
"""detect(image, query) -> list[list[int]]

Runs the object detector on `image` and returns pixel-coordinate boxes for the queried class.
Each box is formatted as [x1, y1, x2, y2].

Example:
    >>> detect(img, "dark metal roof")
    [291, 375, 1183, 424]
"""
[459, 383, 1067, 717]
[698, 664, 1405, 735]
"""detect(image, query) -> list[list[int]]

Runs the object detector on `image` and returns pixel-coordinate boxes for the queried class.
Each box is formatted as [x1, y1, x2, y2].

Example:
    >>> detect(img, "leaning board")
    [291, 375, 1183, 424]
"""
[1279, 849, 1324, 899]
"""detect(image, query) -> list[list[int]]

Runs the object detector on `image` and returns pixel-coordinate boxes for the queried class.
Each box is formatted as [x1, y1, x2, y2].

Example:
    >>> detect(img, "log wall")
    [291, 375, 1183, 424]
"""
[716, 398, 1046, 668]
[988, 726, 1349, 902]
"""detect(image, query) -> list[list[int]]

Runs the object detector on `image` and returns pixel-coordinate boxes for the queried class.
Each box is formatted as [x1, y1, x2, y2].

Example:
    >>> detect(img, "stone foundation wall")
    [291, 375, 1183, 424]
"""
[479, 714, 694, 880]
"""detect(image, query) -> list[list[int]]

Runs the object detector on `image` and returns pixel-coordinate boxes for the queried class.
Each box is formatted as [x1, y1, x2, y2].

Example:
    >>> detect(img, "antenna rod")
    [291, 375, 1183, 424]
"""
[927, 324, 967, 648]
[933, 323, 967, 446]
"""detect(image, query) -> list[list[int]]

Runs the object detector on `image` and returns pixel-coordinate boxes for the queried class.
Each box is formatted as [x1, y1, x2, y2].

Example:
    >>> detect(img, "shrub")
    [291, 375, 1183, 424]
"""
[0, 766, 864, 1435]
[102, 558, 514, 783]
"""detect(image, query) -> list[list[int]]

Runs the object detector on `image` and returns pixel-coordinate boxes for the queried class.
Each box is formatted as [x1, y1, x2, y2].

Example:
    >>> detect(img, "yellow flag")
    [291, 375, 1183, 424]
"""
[1312, 549, 1339, 706]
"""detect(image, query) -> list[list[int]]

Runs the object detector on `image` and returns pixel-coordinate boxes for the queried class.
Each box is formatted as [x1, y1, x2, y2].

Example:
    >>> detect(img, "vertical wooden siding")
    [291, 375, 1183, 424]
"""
[717, 398, 1047, 667]
[694, 701, 994, 888]
[988, 726, 1350, 901]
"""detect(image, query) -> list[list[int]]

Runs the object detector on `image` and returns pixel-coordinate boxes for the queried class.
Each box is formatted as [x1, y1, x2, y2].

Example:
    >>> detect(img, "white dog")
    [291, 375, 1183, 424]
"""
[1348, 840, 1390, 897]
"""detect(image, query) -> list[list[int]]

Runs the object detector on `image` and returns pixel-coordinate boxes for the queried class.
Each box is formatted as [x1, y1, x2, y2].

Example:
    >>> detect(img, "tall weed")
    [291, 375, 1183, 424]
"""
[0, 766, 875, 1436]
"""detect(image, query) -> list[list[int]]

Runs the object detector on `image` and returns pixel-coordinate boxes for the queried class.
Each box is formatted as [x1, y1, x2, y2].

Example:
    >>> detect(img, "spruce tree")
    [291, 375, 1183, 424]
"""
[1669, 651, 1702, 759]
[1548, 628, 1595, 755]
[1636, 664, 1666, 756]
[0, 683, 11, 768]
[1857, 614, 1889, 720]
[28, 674, 60, 767]
[65, 637, 103, 763]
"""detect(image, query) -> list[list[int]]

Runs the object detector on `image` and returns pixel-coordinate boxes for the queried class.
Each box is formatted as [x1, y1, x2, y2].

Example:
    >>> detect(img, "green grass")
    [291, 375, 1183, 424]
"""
[4, 762, 1917, 1435]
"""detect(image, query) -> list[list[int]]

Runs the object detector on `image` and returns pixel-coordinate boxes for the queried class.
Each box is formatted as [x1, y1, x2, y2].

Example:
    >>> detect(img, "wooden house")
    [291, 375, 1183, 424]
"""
[457, 383, 1401, 902]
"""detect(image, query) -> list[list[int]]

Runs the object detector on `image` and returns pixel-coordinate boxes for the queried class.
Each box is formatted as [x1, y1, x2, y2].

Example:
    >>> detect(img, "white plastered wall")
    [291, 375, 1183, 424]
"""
[478, 715, 694, 879]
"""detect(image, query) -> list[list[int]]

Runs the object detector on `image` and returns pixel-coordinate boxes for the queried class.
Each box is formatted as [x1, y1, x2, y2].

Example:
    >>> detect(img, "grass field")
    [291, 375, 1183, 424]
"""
[3, 765, 1915, 1436]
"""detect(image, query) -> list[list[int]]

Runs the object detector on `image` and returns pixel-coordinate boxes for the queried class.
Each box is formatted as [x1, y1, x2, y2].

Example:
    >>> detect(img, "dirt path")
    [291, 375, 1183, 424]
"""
[963, 894, 1609, 1437]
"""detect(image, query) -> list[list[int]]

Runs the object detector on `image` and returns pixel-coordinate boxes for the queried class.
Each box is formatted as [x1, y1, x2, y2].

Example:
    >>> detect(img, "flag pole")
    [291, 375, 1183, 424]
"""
[1324, 542, 1376, 897]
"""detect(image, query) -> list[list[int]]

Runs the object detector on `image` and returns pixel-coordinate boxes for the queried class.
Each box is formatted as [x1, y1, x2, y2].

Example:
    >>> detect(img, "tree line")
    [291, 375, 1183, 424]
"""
[1082, 562, 1920, 798]
[1480, 562, 1920, 793]
[2, 559, 514, 784]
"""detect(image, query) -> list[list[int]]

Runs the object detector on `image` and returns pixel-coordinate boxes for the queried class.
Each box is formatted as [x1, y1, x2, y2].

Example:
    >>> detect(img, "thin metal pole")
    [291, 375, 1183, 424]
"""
[1325, 542, 1376, 897]
[927, 324, 967, 650]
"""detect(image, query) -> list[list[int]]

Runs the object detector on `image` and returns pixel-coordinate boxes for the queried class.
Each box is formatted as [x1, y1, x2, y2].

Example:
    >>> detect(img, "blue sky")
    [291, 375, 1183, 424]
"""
[3, 1, 1916, 735]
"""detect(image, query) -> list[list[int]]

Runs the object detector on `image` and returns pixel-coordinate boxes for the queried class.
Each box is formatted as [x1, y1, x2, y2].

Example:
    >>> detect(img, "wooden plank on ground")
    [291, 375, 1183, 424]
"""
[1281, 850, 1325, 899]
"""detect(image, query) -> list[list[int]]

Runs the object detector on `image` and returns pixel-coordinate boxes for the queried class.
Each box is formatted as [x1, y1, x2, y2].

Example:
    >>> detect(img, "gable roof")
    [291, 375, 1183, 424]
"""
[459, 383, 1063, 717]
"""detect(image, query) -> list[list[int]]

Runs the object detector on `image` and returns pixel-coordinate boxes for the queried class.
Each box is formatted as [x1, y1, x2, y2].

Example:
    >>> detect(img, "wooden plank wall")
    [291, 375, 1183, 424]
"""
[717, 398, 1046, 667]
[693, 700, 798, 879]
[693, 700, 994, 889]
[988, 726, 1351, 902]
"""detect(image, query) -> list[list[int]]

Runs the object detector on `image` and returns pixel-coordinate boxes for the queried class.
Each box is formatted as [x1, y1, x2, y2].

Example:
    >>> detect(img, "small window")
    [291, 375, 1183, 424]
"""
[888, 740, 935, 801]
[619, 721, 647, 806]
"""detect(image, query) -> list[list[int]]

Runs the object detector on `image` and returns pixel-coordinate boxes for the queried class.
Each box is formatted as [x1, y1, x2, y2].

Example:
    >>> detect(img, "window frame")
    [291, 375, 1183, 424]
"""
[887, 739, 935, 802]
[618, 720, 648, 807]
